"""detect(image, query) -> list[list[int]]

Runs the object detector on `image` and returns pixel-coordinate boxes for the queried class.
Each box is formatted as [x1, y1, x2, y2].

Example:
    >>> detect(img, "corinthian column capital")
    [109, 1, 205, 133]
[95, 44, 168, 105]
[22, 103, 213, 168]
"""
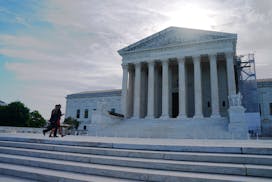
[225, 51, 234, 59]
[209, 54, 217, 61]
[192, 55, 201, 61]
[148, 60, 155, 66]
[121, 63, 128, 69]
[177, 57, 185, 63]
[161, 58, 169, 66]
[134, 62, 142, 68]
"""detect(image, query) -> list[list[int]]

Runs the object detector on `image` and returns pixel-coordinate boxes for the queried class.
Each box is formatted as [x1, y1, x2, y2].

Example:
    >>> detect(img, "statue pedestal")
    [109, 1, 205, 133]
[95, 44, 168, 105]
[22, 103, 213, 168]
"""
[228, 93, 248, 139]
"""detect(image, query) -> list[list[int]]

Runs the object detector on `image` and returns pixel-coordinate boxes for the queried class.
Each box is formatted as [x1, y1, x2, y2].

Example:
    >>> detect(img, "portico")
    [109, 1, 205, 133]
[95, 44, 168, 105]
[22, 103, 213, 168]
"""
[119, 27, 237, 120]
[121, 54, 235, 119]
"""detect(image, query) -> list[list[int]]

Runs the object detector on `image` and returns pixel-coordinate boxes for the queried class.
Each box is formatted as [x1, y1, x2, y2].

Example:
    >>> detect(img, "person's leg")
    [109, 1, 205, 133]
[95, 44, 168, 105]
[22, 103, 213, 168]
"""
[49, 129, 54, 137]
[43, 123, 53, 135]
[56, 119, 63, 136]
[59, 126, 64, 137]
[53, 123, 58, 137]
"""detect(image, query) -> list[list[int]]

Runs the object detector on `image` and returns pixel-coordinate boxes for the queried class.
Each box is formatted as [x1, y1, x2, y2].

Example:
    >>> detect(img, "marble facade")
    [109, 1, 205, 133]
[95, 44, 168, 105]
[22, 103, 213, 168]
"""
[258, 79, 272, 136]
[65, 90, 121, 130]
[119, 27, 237, 120]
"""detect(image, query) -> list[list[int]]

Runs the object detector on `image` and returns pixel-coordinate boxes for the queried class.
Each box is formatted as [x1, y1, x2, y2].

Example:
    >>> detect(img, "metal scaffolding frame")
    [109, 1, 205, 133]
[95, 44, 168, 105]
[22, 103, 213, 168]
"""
[236, 53, 259, 113]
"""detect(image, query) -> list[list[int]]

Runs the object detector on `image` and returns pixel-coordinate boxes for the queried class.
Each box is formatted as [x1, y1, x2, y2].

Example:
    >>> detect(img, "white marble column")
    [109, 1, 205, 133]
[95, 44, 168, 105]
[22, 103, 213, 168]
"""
[133, 62, 141, 118]
[160, 59, 169, 119]
[226, 52, 236, 96]
[121, 63, 128, 118]
[128, 66, 134, 117]
[209, 54, 220, 118]
[193, 56, 203, 118]
[177, 57, 187, 119]
[146, 61, 155, 119]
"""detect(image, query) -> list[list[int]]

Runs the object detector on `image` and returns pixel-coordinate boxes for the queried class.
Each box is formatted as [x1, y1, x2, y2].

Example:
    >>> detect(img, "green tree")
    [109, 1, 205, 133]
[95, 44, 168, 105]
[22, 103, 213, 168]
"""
[26, 110, 46, 128]
[63, 117, 80, 130]
[0, 105, 8, 125]
[0, 101, 46, 127]
[2, 101, 30, 126]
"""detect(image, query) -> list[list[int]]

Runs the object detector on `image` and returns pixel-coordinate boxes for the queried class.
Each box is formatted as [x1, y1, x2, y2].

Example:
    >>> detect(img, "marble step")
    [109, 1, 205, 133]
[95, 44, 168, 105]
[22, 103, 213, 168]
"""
[1, 141, 272, 165]
[0, 174, 36, 182]
[0, 163, 136, 182]
[1, 136, 272, 154]
[0, 155, 271, 182]
[0, 146, 250, 176]
[0, 153, 272, 178]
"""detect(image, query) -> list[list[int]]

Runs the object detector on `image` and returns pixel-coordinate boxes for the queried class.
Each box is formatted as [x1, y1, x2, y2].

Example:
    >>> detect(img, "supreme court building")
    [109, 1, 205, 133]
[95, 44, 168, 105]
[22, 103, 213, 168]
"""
[66, 27, 262, 139]
[119, 27, 237, 120]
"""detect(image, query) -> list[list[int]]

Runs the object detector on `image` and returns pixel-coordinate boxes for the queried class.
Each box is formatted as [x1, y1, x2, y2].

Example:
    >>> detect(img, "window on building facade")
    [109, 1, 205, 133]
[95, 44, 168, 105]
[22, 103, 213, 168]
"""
[84, 109, 88, 118]
[76, 109, 80, 118]
[270, 103, 272, 115]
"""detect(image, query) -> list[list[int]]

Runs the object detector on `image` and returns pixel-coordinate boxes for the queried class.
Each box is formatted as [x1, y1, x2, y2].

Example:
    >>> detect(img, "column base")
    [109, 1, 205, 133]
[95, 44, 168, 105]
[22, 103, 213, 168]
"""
[159, 115, 169, 120]
[145, 115, 155, 120]
[130, 116, 140, 120]
[123, 114, 129, 119]
[193, 114, 203, 119]
[210, 114, 221, 119]
[177, 115, 187, 120]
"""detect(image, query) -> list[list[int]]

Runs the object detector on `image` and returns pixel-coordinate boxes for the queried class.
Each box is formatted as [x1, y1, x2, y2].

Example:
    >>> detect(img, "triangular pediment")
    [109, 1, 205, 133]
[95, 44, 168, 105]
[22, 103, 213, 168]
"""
[118, 27, 236, 55]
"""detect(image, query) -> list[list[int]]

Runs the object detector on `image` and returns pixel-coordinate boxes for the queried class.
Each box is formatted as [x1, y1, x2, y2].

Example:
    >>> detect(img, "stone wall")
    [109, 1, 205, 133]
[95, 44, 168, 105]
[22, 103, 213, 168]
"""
[0, 126, 43, 134]
[258, 80, 272, 136]
[65, 95, 121, 129]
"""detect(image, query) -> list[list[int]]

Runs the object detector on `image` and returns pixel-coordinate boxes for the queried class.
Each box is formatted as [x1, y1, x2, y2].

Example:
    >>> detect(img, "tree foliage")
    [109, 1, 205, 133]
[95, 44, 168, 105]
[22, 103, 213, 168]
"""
[26, 110, 46, 128]
[0, 101, 46, 128]
[63, 117, 80, 130]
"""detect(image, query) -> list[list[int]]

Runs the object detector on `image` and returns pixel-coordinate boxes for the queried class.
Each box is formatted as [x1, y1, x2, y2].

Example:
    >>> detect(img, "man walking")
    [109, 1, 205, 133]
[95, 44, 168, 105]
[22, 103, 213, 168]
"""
[43, 105, 60, 137]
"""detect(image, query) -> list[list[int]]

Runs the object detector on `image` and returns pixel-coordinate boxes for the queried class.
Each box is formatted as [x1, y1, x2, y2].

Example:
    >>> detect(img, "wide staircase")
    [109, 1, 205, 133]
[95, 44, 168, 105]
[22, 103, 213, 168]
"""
[88, 118, 234, 139]
[0, 136, 272, 181]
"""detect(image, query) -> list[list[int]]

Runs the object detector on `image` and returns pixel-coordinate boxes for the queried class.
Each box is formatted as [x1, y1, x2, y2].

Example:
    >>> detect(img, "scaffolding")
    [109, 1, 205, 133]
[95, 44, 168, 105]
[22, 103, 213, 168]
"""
[236, 53, 259, 112]
[236, 53, 261, 133]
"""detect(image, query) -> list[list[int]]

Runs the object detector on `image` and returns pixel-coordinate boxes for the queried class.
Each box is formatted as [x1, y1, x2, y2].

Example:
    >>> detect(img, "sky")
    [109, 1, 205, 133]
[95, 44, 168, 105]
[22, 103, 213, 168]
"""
[0, 0, 272, 119]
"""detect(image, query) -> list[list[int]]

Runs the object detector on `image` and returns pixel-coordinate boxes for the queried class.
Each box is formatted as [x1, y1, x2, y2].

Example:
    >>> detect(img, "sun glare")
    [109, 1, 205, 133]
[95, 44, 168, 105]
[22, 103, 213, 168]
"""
[165, 5, 216, 30]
